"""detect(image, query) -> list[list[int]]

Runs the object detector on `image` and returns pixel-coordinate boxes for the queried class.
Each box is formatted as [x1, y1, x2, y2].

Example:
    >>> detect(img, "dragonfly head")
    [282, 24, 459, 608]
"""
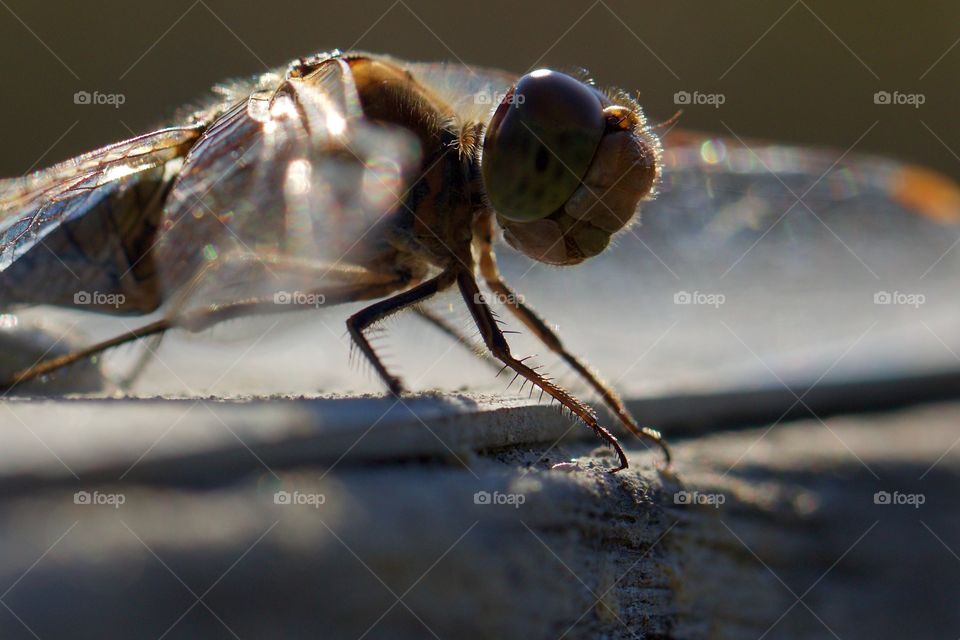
[481, 69, 660, 265]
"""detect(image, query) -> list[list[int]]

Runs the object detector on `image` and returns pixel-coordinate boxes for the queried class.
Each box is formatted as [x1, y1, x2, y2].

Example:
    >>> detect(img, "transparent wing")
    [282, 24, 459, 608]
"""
[155, 56, 422, 312]
[0, 126, 201, 269]
[647, 129, 960, 271]
[495, 130, 960, 397]
[0, 126, 203, 309]
[399, 59, 517, 124]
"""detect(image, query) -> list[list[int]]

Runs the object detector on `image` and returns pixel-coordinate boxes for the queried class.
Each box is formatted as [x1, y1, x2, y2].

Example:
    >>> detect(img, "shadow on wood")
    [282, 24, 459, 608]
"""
[0, 395, 956, 639]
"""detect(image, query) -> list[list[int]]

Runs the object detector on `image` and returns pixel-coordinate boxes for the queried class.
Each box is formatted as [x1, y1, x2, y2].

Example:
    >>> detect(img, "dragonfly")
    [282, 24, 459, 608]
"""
[2, 50, 959, 472]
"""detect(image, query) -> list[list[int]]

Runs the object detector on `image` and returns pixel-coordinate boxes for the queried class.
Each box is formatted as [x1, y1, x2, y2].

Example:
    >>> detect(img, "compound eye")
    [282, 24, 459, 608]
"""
[481, 69, 606, 222]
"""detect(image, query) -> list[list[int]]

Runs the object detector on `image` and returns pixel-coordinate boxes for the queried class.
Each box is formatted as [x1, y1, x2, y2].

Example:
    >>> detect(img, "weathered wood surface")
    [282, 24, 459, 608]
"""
[0, 392, 957, 639]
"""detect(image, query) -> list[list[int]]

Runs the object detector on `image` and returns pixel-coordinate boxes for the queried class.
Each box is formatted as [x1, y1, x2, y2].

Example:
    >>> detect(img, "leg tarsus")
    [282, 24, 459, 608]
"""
[346, 272, 455, 395]
[346, 315, 406, 394]
[456, 269, 630, 473]
[473, 214, 671, 467]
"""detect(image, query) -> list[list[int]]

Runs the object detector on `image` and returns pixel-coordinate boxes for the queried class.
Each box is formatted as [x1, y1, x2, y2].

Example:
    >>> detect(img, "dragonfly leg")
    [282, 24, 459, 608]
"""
[456, 268, 629, 473]
[347, 271, 457, 395]
[2, 257, 406, 391]
[474, 216, 671, 466]
[2, 319, 172, 391]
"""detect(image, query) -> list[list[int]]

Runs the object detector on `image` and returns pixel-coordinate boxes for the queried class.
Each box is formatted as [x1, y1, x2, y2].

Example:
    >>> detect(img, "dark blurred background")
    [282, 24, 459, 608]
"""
[1, 0, 958, 179]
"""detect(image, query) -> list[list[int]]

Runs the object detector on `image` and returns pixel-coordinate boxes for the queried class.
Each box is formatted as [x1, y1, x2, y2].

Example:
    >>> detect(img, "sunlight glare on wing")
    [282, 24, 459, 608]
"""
[101, 163, 145, 183]
[326, 111, 347, 137]
[285, 158, 313, 196]
[351, 126, 421, 214]
[269, 96, 299, 121]
[362, 156, 404, 212]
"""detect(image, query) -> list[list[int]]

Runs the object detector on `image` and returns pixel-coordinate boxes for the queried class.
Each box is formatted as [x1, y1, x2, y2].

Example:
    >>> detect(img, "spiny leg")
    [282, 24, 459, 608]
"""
[3, 320, 169, 391]
[347, 272, 456, 395]
[475, 215, 670, 465]
[3, 257, 405, 391]
[456, 268, 629, 473]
